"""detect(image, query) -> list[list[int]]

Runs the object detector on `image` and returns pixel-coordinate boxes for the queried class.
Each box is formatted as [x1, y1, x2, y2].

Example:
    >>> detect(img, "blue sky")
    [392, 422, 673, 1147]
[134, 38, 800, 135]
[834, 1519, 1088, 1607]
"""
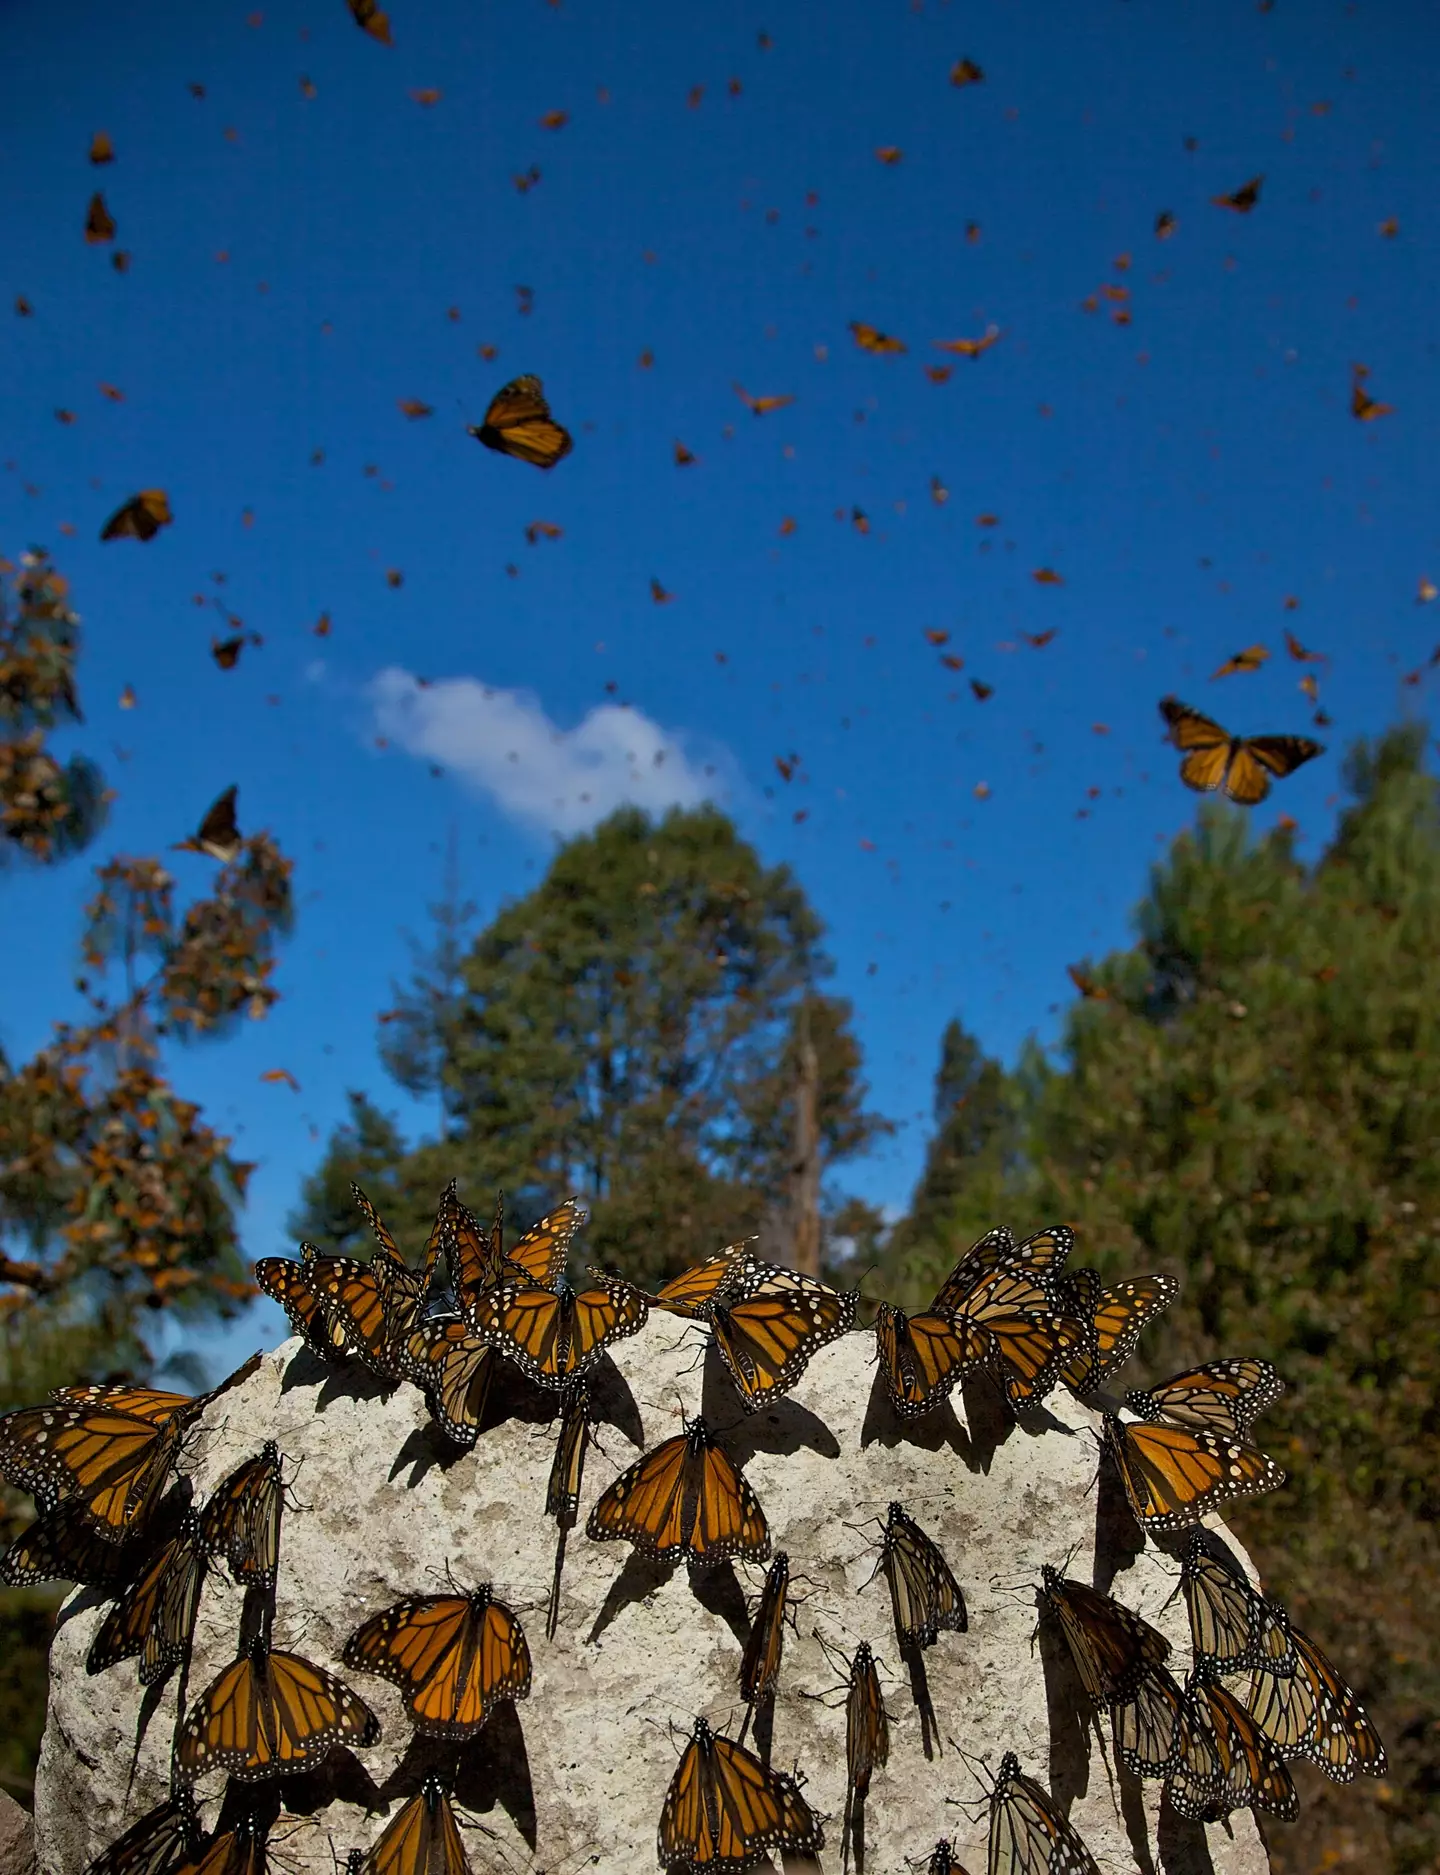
[1, 0, 1436, 1376]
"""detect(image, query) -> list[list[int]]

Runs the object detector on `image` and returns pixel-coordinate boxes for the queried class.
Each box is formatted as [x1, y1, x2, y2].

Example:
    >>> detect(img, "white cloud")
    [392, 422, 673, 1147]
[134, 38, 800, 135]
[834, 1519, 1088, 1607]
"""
[367, 667, 735, 837]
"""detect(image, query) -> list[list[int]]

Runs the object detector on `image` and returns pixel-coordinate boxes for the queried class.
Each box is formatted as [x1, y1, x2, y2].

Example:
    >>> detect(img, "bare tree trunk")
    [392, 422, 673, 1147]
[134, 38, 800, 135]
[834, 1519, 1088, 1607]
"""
[791, 1001, 822, 1275]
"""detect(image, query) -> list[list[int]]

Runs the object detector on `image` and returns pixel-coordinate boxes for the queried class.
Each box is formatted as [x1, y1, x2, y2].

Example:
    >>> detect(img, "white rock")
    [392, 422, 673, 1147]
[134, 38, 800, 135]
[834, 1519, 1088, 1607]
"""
[34, 1321, 1271, 1875]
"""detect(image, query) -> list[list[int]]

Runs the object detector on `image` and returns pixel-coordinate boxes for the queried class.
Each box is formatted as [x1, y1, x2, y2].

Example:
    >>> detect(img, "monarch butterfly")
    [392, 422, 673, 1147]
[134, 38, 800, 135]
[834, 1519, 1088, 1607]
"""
[85, 1792, 201, 1875]
[347, 0, 392, 46]
[657, 1716, 823, 1871]
[648, 1242, 750, 1318]
[874, 1302, 989, 1418]
[172, 1815, 270, 1875]
[1103, 1414, 1285, 1533]
[100, 490, 171, 541]
[1178, 1532, 1295, 1676]
[440, 1189, 508, 1314]
[468, 376, 573, 469]
[171, 786, 241, 861]
[1212, 175, 1264, 213]
[1158, 697, 1323, 805]
[1125, 1358, 1283, 1440]
[984, 1753, 1100, 1874]
[254, 1244, 350, 1362]
[0, 1397, 192, 1541]
[1056, 1272, 1178, 1394]
[701, 1256, 857, 1411]
[1037, 1567, 1171, 1708]
[1165, 1671, 1298, 1821]
[308, 1243, 424, 1383]
[868, 1502, 966, 1651]
[0, 1498, 146, 1588]
[849, 321, 907, 354]
[930, 1227, 1084, 1409]
[586, 1415, 770, 1566]
[1237, 1622, 1387, 1781]
[840, 1639, 889, 1804]
[358, 1777, 471, 1875]
[545, 1383, 591, 1640]
[487, 1196, 586, 1292]
[342, 1585, 532, 1736]
[911, 1844, 971, 1875]
[48, 1384, 200, 1423]
[398, 1319, 497, 1449]
[467, 1271, 648, 1389]
[739, 1553, 790, 1722]
[86, 1510, 207, 1685]
[175, 1637, 379, 1782]
[199, 1443, 282, 1591]
[1112, 1662, 1189, 1781]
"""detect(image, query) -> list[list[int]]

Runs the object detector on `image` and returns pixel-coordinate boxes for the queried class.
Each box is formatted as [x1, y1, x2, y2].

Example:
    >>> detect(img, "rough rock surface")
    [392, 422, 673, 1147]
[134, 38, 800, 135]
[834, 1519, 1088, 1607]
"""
[34, 1320, 1272, 1874]
[0, 1791, 35, 1875]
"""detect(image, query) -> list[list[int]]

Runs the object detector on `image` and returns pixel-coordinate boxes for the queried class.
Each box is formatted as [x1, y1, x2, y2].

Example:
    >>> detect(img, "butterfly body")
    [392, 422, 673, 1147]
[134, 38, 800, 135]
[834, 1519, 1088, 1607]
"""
[176, 1638, 379, 1781]
[739, 1552, 790, 1714]
[874, 1302, 988, 1417]
[844, 1640, 889, 1802]
[86, 1509, 207, 1684]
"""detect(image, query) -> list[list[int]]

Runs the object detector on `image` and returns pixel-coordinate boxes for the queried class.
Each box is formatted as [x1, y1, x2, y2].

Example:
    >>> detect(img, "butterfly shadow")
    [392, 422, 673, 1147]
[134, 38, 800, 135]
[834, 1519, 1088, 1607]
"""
[587, 1353, 646, 1452]
[1092, 1445, 1147, 1597]
[857, 1368, 978, 1469]
[777, 1851, 824, 1875]
[956, 1372, 1013, 1474]
[269, 1746, 383, 1817]
[688, 1559, 752, 1647]
[278, 1344, 341, 1396]
[1155, 1802, 1217, 1875]
[455, 1703, 538, 1851]
[1115, 1761, 1160, 1875]
[311, 1361, 397, 1414]
[586, 1548, 677, 1645]
[1035, 1607, 1094, 1816]
[746, 1694, 776, 1766]
[701, 1348, 840, 1468]
[897, 1641, 941, 1761]
[387, 1419, 475, 1491]
[476, 1362, 558, 1439]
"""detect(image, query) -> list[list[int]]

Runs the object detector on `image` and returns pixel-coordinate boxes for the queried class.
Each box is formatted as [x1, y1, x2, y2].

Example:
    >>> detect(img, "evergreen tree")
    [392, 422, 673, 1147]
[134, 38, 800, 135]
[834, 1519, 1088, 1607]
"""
[293, 805, 888, 1287]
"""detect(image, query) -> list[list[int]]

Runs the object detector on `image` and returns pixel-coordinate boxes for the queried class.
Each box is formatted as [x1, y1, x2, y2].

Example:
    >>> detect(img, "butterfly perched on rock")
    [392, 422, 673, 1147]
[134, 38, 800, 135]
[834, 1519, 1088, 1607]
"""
[586, 1414, 769, 1566]
[1124, 1358, 1282, 1441]
[1159, 696, 1322, 805]
[866, 1502, 966, 1651]
[86, 1509, 208, 1686]
[343, 1585, 531, 1736]
[176, 1636, 378, 1782]
[980, 1753, 1100, 1874]
[697, 1253, 856, 1411]
[1103, 1413, 1285, 1533]
[1038, 1567, 1184, 1778]
[657, 1716, 822, 1872]
[468, 375, 572, 468]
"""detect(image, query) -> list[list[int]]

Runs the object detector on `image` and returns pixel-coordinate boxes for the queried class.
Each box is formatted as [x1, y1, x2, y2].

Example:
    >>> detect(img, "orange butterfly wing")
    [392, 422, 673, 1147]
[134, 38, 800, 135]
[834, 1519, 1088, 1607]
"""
[1106, 1417, 1285, 1532]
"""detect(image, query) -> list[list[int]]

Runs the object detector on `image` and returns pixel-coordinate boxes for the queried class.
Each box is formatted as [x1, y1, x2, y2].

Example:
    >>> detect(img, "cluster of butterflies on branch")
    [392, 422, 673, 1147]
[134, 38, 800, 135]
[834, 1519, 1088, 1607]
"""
[0, 1183, 1385, 1874]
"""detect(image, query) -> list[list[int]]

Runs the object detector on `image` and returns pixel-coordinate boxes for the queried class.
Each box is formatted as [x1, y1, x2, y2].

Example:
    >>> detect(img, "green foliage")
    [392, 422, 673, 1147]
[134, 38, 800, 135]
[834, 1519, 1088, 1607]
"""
[888, 726, 1440, 1874]
[295, 805, 888, 1286]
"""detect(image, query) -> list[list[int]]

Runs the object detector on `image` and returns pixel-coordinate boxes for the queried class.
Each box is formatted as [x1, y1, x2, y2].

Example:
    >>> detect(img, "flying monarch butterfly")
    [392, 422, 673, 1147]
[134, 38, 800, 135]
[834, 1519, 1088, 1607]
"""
[254, 1243, 350, 1362]
[467, 1270, 648, 1390]
[1158, 697, 1323, 805]
[347, 0, 392, 45]
[175, 1637, 379, 1782]
[99, 490, 172, 542]
[1057, 1271, 1178, 1394]
[86, 1510, 207, 1685]
[657, 1715, 823, 1871]
[468, 376, 573, 469]
[1103, 1414, 1285, 1533]
[1237, 1621, 1387, 1781]
[0, 1498, 147, 1588]
[586, 1415, 770, 1566]
[983, 1753, 1100, 1875]
[172, 1815, 269, 1875]
[0, 1397, 194, 1541]
[358, 1776, 472, 1875]
[1212, 175, 1264, 213]
[1165, 1670, 1298, 1822]
[873, 1302, 989, 1418]
[700, 1256, 857, 1411]
[739, 1553, 790, 1725]
[1125, 1358, 1283, 1440]
[545, 1382, 591, 1640]
[199, 1443, 282, 1591]
[849, 321, 907, 354]
[343, 1585, 532, 1737]
[172, 787, 242, 862]
[732, 382, 796, 416]
[867, 1502, 966, 1651]
[647, 1242, 750, 1318]
[1178, 1532, 1295, 1677]
[399, 1319, 497, 1449]
[85, 1791, 201, 1875]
